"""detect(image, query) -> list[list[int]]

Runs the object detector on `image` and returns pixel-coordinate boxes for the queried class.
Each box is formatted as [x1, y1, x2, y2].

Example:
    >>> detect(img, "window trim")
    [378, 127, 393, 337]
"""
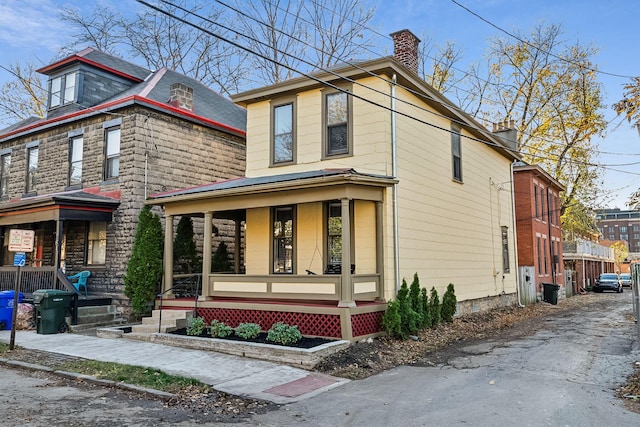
[48, 71, 78, 109]
[451, 124, 462, 182]
[321, 85, 353, 159]
[0, 151, 10, 199]
[271, 205, 296, 274]
[270, 98, 296, 166]
[104, 126, 121, 180]
[501, 226, 510, 274]
[86, 221, 107, 266]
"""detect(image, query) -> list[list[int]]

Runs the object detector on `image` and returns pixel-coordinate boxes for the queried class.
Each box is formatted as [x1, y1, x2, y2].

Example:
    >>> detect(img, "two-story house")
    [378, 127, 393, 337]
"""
[148, 30, 520, 340]
[0, 48, 246, 317]
[513, 162, 565, 302]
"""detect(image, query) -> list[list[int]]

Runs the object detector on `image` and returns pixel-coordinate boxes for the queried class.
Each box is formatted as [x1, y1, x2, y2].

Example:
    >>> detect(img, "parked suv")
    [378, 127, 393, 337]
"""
[620, 273, 632, 288]
[593, 273, 623, 293]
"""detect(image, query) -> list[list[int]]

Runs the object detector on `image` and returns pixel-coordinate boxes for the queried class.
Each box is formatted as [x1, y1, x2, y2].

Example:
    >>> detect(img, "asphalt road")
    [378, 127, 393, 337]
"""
[247, 292, 640, 426]
[1, 293, 638, 426]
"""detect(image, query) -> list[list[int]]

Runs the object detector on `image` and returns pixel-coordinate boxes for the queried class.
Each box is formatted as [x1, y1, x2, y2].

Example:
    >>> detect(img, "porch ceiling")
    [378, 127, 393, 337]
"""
[147, 169, 396, 216]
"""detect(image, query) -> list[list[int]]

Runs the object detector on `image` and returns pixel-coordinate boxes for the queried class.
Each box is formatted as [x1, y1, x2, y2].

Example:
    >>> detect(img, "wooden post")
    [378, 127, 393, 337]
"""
[163, 215, 174, 297]
[338, 198, 355, 307]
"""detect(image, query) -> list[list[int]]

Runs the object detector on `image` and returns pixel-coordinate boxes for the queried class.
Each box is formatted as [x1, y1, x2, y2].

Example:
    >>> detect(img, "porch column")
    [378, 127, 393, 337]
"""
[376, 201, 385, 301]
[54, 219, 63, 270]
[201, 211, 213, 300]
[163, 214, 174, 297]
[234, 219, 241, 274]
[338, 198, 355, 307]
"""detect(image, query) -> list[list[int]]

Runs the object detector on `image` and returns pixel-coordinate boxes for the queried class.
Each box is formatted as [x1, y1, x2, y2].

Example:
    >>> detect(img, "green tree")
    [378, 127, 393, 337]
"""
[610, 241, 629, 273]
[420, 287, 432, 328]
[409, 273, 424, 326]
[173, 216, 201, 273]
[441, 283, 457, 323]
[211, 241, 231, 272]
[429, 287, 441, 328]
[124, 205, 164, 317]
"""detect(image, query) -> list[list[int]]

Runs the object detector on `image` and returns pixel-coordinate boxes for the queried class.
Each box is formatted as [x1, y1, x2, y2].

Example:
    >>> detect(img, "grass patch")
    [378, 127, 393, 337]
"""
[58, 360, 205, 393]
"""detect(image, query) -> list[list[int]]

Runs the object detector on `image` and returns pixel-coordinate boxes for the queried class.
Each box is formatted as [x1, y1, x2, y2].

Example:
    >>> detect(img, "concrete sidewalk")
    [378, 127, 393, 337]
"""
[0, 330, 348, 404]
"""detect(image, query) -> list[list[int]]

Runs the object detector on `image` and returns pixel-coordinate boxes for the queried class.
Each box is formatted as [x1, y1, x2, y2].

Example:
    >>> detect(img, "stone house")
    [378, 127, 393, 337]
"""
[0, 48, 246, 315]
[147, 30, 520, 340]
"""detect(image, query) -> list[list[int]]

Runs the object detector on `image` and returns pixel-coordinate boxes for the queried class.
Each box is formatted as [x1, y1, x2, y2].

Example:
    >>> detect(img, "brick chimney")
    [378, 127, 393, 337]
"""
[492, 119, 517, 150]
[390, 29, 421, 74]
[169, 83, 194, 112]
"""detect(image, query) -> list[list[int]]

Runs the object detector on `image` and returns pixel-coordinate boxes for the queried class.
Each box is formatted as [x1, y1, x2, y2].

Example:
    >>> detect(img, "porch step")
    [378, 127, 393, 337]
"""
[130, 309, 193, 334]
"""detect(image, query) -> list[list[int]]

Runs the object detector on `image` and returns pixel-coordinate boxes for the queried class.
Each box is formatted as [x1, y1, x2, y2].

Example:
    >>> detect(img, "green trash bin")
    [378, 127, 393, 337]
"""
[33, 289, 75, 334]
[542, 283, 560, 305]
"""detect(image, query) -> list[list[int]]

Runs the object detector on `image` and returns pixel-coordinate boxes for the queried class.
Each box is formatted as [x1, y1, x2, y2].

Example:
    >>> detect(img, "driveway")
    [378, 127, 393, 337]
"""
[247, 293, 640, 426]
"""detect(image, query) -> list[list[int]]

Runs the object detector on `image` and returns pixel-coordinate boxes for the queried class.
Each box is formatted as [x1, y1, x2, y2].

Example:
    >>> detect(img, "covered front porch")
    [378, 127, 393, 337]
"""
[148, 169, 396, 340]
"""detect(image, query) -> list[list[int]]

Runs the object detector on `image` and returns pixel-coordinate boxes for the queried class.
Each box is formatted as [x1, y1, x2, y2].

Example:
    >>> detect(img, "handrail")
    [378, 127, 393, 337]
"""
[56, 269, 78, 325]
[156, 274, 202, 334]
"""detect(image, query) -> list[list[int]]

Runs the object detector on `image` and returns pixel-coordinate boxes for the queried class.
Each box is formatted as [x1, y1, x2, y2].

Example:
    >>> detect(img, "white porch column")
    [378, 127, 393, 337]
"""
[338, 198, 355, 307]
[201, 211, 213, 300]
[163, 214, 174, 297]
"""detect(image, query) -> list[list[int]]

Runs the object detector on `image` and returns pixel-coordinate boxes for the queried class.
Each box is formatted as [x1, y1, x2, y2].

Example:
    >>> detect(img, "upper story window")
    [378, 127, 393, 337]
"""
[69, 135, 83, 187]
[49, 71, 77, 108]
[323, 89, 351, 157]
[0, 152, 10, 198]
[104, 127, 120, 179]
[534, 183, 539, 219]
[26, 144, 38, 193]
[539, 185, 546, 223]
[451, 124, 462, 182]
[272, 102, 294, 164]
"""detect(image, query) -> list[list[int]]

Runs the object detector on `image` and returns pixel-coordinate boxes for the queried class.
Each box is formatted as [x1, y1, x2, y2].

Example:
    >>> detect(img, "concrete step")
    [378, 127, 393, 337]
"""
[130, 323, 179, 334]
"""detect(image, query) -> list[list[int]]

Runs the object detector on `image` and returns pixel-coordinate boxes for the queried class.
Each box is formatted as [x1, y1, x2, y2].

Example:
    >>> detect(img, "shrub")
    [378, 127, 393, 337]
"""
[429, 287, 441, 328]
[235, 322, 261, 340]
[210, 319, 233, 338]
[397, 279, 419, 337]
[267, 322, 302, 345]
[124, 206, 164, 317]
[441, 283, 457, 322]
[381, 300, 402, 338]
[173, 216, 201, 274]
[409, 273, 424, 326]
[186, 317, 206, 336]
[212, 241, 231, 272]
[421, 287, 432, 328]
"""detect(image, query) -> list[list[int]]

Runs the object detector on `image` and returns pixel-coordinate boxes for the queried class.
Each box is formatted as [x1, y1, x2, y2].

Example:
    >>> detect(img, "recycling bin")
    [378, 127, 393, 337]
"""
[33, 289, 74, 334]
[0, 290, 24, 330]
[542, 283, 560, 305]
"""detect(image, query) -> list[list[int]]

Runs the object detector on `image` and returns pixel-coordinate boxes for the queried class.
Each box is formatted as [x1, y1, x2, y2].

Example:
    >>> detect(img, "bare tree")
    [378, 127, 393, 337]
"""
[60, 5, 125, 56]
[0, 62, 46, 127]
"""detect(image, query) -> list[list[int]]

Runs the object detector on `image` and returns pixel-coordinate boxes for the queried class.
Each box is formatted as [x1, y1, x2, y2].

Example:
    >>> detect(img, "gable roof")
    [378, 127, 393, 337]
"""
[232, 56, 518, 160]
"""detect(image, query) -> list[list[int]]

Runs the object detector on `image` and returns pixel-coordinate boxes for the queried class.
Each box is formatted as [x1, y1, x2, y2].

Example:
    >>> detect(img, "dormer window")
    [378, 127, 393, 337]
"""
[49, 71, 77, 108]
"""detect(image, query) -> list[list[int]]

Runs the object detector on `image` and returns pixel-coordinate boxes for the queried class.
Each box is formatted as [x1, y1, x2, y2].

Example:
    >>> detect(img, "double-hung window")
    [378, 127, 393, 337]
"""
[105, 127, 120, 179]
[327, 202, 342, 269]
[87, 222, 107, 265]
[0, 152, 10, 198]
[26, 144, 38, 193]
[272, 102, 294, 164]
[273, 206, 294, 274]
[69, 135, 83, 187]
[324, 89, 351, 157]
[49, 71, 77, 108]
[451, 124, 462, 182]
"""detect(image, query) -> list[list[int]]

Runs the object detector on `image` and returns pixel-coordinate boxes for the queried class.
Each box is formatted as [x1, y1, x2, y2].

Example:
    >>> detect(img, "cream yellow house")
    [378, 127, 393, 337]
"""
[147, 30, 520, 341]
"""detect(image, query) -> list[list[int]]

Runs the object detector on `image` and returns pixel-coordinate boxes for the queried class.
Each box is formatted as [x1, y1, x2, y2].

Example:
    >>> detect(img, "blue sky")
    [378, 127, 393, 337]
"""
[0, 0, 638, 209]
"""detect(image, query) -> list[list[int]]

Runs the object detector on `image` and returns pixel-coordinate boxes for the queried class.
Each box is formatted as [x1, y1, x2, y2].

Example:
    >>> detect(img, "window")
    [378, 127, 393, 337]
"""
[105, 127, 120, 179]
[273, 206, 294, 274]
[534, 184, 539, 219]
[543, 237, 548, 274]
[327, 202, 342, 268]
[621, 234, 629, 241]
[620, 226, 628, 233]
[69, 135, 83, 186]
[609, 234, 615, 240]
[49, 72, 77, 108]
[87, 222, 107, 265]
[451, 125, 462, 181]
[536, 236, 542, 275]
[26, 145, 38, 193]
[634, 225, 639, 232]
[324, 91, 350, 156]
[272, 102, 294, 164]
[634, 233, 640, 240]
[540, 186, 546, 222]
[501, 226, 510, 273]
[0, 153, 10, 198]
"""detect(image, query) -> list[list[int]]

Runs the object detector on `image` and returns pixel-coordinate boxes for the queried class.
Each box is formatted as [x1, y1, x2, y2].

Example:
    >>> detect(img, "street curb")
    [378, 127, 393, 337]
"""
[0, 357, 177, 401]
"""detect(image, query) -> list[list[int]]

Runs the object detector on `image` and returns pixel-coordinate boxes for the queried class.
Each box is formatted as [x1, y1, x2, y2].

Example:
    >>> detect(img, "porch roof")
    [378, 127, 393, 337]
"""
[0, 190, 120, 226]
[147, 168, 397, 216]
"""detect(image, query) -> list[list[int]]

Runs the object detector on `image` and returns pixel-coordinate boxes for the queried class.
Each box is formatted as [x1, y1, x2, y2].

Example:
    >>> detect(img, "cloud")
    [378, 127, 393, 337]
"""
[0, 0, 71, 52]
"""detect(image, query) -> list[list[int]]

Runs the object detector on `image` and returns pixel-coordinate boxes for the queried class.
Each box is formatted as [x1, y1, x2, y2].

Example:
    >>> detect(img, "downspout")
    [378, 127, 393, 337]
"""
[510, 160, 524, 307]
[391, 74, 400, 291]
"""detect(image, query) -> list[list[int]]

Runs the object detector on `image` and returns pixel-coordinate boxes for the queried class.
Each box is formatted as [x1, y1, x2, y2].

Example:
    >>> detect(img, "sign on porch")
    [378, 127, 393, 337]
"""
[8, 229, 35, 252]
[13, 252, 26, 267]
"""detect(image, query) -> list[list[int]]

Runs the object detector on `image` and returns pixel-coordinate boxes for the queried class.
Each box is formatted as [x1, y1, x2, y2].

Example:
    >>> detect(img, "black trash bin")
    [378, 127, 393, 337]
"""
[33, 289, 74, 334]
[0, 290, 24, 330]
[542, 283, 560, 305]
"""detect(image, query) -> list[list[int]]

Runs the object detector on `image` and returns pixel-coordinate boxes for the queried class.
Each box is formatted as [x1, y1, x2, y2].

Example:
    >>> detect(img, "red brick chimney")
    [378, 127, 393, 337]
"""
[390, 29, 421, 74]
